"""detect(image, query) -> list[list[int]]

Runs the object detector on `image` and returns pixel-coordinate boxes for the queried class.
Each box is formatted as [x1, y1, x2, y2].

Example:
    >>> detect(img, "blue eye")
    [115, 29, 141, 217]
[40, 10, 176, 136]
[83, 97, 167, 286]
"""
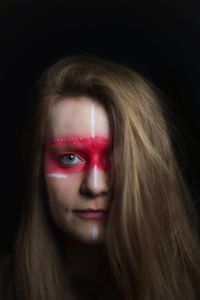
[59, 154, 83, 166]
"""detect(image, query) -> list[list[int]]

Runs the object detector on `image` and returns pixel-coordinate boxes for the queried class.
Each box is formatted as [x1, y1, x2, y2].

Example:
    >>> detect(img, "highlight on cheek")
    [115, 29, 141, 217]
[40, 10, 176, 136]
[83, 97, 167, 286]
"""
[44, 135, 112, 175]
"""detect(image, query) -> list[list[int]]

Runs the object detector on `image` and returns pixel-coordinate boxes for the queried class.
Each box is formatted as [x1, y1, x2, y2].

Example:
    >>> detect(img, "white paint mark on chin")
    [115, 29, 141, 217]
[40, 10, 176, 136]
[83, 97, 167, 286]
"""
[90, 104, 95, 138]
[46, 173, 68, 178]
[91, 225, 99, 240]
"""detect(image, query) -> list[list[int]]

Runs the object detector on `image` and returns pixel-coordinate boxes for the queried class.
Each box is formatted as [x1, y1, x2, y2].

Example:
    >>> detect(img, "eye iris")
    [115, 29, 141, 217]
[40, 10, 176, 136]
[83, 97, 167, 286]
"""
[67, 154, 75, 161]
[60, 154, 76, 165]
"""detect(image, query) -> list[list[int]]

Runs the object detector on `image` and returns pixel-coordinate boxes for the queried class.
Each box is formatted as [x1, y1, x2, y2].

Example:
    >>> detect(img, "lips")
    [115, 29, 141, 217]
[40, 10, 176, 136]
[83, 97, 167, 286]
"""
[73, 209, 108, 220]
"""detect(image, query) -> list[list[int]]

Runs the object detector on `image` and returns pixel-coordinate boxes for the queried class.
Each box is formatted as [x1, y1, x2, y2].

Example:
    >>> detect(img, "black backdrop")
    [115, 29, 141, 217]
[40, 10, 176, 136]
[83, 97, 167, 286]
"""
[0, 0, 200, 255]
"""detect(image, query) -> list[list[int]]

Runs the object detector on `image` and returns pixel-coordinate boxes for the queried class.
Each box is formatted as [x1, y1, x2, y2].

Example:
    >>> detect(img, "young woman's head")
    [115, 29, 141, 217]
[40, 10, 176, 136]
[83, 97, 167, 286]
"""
[14, 55, 200, 300]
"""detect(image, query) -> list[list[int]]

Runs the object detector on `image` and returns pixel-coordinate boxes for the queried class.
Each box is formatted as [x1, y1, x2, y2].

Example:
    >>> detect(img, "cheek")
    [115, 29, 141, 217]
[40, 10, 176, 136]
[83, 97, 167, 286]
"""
[45, 175, 81, 210]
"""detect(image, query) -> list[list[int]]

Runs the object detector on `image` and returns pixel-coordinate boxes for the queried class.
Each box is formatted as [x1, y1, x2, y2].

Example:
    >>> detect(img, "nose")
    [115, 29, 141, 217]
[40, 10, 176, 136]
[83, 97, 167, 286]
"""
[80, 166, 109, 198]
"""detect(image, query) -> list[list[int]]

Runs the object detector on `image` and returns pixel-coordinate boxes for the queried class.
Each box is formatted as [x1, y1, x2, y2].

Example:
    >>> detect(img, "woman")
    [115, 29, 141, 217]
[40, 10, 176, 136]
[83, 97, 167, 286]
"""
[5, 55, 200, 299]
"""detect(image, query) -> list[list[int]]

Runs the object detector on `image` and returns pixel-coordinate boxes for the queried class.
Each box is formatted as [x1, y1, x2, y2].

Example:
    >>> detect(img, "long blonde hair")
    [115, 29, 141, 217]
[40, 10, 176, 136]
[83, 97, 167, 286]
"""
[14, 55, 200, 300]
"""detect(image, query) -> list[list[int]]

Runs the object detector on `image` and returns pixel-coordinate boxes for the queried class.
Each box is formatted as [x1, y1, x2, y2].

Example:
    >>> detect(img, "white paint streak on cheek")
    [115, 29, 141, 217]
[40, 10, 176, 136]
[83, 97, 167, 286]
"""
[46, 173, 68, 178]
[90, 104, 95, 138]
[91, 225, 99, 240]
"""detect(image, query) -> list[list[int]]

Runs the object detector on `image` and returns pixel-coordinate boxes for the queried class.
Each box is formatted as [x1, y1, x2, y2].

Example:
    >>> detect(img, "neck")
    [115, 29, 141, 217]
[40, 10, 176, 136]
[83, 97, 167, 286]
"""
[61, 234, 122, 300]
[66, 238, 107, 274]
[63, 236, 109, 299]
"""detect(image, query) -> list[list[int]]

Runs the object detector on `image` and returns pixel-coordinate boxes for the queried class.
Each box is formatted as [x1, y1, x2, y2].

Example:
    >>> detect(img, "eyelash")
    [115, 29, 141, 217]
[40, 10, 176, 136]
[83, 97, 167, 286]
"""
[59, 153, 85, 167]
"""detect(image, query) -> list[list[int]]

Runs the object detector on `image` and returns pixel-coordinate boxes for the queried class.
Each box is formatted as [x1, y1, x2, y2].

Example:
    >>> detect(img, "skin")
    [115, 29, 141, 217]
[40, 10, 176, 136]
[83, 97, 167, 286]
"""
[44, 96, 114, 299]
[45, 96, 111, 244]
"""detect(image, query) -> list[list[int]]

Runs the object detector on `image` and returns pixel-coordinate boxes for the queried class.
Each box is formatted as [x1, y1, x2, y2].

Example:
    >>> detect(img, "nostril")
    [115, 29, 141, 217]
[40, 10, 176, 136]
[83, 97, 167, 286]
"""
[80, 183, 109, 198]
[80, 167, 109, 198]
[80, 184, 97, 198]
[80, 174, 109, 197]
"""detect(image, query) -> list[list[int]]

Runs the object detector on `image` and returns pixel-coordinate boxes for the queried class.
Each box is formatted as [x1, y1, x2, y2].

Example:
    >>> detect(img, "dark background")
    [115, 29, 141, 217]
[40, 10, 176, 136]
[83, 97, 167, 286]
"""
[0, 0, 200, 255]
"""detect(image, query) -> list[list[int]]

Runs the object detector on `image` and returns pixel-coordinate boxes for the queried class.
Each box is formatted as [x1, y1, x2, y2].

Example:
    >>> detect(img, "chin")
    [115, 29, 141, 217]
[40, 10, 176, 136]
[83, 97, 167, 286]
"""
[85, 236, 105, 245]
[63, 229, 105, 246]
[60, 220, 106, 245]
[80, 230, 105, 245]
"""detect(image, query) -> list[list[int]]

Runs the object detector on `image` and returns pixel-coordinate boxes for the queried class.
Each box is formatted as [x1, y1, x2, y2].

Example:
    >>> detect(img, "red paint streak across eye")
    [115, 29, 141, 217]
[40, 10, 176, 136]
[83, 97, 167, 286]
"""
[44, 135, 111, 174]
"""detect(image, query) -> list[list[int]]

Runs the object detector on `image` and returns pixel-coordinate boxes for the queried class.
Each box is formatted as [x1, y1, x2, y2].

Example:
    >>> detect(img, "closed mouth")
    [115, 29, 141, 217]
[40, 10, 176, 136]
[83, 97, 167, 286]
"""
[73, 209, 108, 220]
[73, 208, 108, 213]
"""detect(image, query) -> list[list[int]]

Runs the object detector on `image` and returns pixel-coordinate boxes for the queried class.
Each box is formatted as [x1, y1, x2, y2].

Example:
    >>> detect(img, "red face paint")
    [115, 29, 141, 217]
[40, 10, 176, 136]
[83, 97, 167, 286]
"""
[44, 135, 111, 175]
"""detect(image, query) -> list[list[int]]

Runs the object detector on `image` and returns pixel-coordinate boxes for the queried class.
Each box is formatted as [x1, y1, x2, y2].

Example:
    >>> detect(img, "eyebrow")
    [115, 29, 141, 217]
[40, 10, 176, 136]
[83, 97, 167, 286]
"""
[46, 135, 111, 150]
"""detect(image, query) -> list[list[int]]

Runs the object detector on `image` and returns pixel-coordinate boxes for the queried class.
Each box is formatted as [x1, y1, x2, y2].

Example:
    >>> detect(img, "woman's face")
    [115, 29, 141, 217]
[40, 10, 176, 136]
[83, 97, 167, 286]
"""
[44, 96, 111, 244]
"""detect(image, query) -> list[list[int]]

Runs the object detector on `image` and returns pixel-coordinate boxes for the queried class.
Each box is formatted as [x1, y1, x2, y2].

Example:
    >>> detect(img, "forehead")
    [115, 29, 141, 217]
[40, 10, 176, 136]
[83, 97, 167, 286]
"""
[48, 96, 110, 137]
